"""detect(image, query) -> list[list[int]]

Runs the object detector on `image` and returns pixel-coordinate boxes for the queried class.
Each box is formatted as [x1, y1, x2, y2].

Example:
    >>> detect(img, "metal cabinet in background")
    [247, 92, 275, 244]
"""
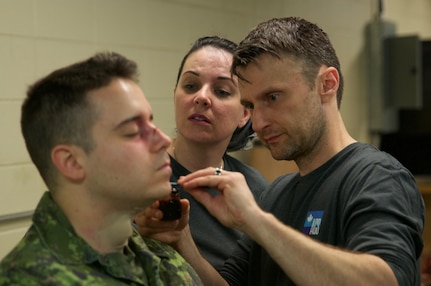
[366, 17, 431, 175]
[384, 35, 422, 109]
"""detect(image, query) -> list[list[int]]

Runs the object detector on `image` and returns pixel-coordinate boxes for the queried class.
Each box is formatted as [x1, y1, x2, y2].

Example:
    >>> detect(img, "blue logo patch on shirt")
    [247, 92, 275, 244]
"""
[303, 211, 324, 236]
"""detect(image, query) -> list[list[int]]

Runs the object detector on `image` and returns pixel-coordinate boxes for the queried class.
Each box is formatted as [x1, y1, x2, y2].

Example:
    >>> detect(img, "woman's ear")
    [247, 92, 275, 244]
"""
[51, 145, 85, 182]
[319, 67, 339, 103]
[238, 107, 251, 128]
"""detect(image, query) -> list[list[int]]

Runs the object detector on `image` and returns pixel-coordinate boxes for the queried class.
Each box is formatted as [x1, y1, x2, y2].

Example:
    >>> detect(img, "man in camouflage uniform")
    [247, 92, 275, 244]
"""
[0, 52, 202, 285]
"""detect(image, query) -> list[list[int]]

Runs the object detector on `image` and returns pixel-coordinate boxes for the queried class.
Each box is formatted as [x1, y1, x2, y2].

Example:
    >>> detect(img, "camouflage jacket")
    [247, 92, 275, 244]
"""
[0, 192, 202, 285]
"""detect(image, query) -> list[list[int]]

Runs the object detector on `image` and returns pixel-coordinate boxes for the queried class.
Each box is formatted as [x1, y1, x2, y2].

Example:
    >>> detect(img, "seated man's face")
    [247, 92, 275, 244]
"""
[84, 78, 173, 210]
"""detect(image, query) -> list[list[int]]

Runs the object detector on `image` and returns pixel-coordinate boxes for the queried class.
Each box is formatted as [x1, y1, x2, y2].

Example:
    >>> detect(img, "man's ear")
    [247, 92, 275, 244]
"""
[51, 145, 85, 181]
[319, 67, 339, 103]
[238, 107, 251, 128]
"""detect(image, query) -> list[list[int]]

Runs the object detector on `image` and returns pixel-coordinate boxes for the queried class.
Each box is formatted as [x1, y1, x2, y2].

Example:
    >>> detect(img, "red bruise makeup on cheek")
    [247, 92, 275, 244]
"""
[134, 115, 155, 137]
[113, 113, 156, 141]
[137, 119, 169, 148]
[137, 121, 151, 139]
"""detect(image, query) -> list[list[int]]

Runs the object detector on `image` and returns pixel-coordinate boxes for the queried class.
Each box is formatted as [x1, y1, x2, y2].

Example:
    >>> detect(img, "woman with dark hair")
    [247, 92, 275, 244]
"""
[136, 36, 268, 270]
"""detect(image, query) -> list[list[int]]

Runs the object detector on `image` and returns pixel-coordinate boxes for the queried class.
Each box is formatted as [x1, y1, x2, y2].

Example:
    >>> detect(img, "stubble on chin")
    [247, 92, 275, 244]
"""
[268, 143, 294, 161]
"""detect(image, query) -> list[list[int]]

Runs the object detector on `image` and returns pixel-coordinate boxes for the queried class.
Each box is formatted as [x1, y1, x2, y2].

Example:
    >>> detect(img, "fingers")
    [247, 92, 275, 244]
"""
[135, 212, 176, 236]
[135, 199, 191, 245]
[178, 167, 218, 183]
[176, 199, 191, 228]
[214, 167, 223, 176]
[177, 167, 259, 231]
[136, 201, 162, 221]
[135, 199, 190, 236]
[178, 167, 228, 191]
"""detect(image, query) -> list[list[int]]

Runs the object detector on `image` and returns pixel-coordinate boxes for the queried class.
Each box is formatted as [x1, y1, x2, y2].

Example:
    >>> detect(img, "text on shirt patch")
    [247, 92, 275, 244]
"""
[303, 211, 323, 236]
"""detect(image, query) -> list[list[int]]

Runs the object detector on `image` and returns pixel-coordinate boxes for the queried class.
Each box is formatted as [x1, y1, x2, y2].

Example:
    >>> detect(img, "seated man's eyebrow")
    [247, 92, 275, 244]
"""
[114, 113, 154, 130]
[114, 115, 141, 130]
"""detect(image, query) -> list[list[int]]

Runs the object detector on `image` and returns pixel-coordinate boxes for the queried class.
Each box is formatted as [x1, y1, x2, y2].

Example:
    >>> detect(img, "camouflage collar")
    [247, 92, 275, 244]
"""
[32, 192, 102, 264]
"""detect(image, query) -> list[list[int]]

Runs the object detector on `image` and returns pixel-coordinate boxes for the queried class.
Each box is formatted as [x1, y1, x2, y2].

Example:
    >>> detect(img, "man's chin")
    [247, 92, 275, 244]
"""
[158, 182, 173, 198]
[269, 148, 293, 161]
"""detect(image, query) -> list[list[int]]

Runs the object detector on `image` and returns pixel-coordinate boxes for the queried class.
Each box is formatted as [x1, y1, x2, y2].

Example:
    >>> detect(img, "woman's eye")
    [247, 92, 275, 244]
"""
[183, 83, 198, 92]
[215, 89, 231, 97]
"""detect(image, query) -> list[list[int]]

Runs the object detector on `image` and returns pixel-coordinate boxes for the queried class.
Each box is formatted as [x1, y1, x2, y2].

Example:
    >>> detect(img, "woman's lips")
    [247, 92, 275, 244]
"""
[189, 114, 210, 125]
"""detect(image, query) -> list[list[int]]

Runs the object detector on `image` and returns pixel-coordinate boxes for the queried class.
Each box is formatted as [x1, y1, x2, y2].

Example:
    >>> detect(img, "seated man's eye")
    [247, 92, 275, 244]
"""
[124, 126, 141, 138]
[125, 132, 139, 138]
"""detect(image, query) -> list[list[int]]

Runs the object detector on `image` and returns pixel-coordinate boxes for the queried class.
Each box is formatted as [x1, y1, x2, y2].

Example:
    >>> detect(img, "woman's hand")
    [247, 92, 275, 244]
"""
[135, 198, 190, 245]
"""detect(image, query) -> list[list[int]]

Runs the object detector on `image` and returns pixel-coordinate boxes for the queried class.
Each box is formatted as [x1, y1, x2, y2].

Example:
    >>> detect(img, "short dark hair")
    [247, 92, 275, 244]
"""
[21, 51, 139, 189]
[232, 17, 344, 108]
